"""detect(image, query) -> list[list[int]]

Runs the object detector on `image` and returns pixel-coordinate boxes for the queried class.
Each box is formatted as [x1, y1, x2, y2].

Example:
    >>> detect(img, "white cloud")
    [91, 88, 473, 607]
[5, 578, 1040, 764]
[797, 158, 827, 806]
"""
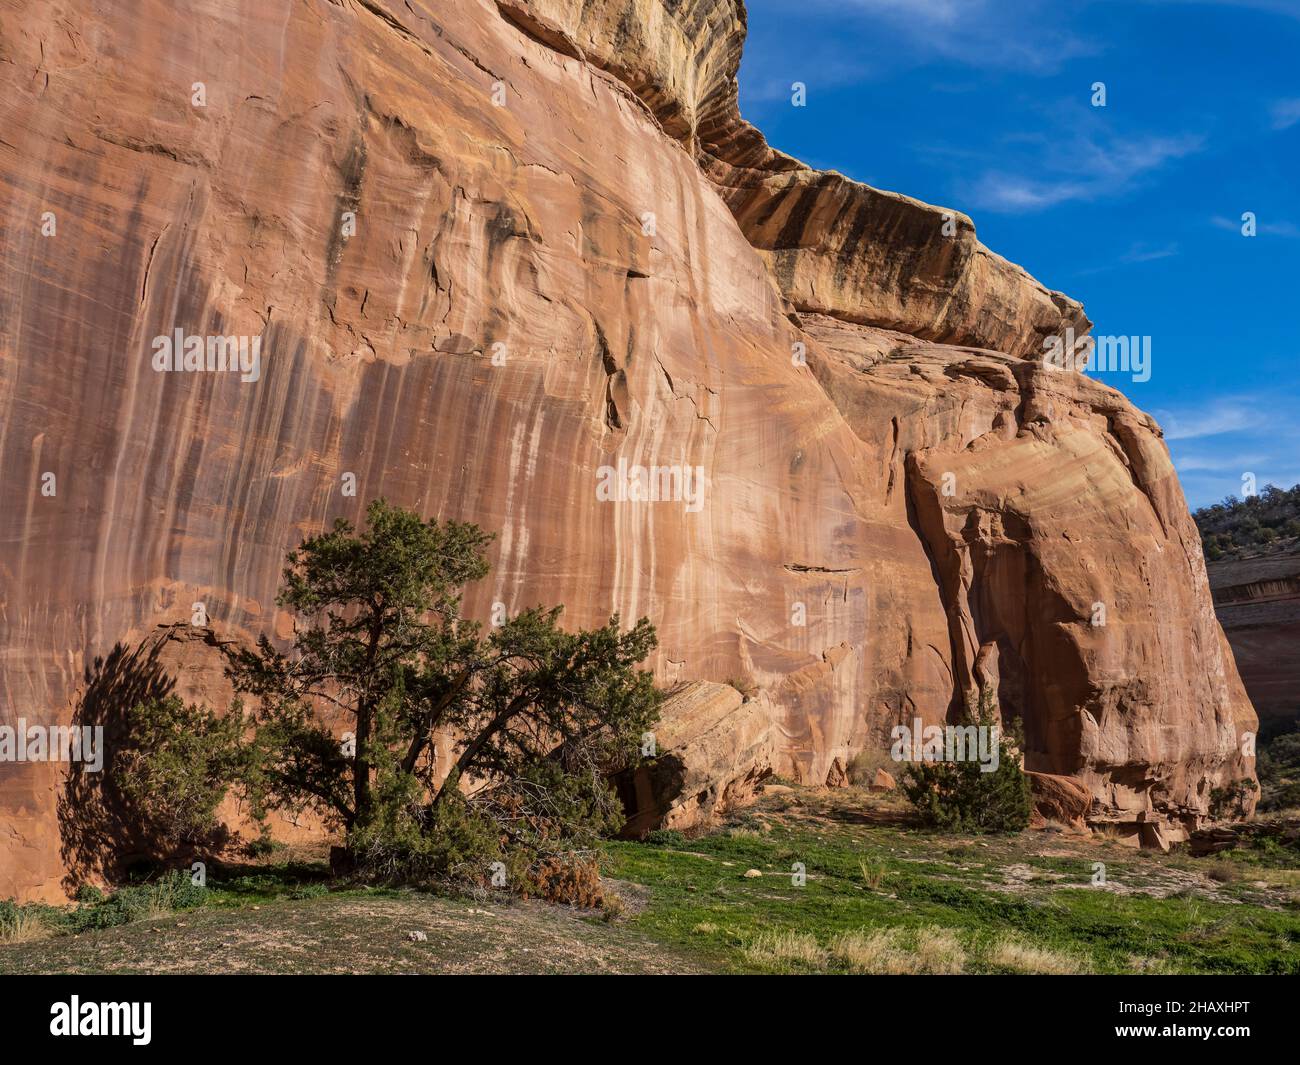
[1172, 452, 1266, 471]
[1211, 214, 1300, 237]
[1158, 399, 1258, 441]
[1123, 244, 1180, 263]
[1075, 242, 1180, 276]
[1270, 98, 1300, 130]
[1161, 395, 1300, 508]
[741, 0, 1098, 95]
[1143, 0, 1300, 19]
[840, 0, 970, 22]
[1263, 220, 1300, 237]
[963, 129, 1203, 213]
[741, 57, 873, 103]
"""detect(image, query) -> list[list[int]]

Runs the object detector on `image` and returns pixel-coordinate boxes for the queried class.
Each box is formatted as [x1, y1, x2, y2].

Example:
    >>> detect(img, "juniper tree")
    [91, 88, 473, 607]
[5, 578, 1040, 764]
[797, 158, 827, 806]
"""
[899, 685, 1032, 834]
[222, 498, 660, 878]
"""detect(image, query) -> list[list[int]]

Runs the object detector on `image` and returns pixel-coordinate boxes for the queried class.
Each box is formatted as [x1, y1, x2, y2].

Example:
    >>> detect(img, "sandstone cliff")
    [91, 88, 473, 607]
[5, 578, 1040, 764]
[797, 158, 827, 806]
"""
[0, 0, 1255, 900]
[1208, 553, 1300, 729]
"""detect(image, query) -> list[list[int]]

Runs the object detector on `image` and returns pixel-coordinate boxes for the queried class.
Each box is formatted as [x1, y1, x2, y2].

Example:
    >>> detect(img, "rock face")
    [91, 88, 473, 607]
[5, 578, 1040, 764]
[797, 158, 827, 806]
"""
[0, 0, 1255, 900]
[1207, 553, 1300, 729]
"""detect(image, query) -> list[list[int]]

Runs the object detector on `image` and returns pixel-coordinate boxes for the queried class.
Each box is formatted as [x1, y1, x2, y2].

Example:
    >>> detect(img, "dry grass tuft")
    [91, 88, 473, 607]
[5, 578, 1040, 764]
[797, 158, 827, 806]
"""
[986, 934, 1090, 974]
[859, 859, 887, 890]
[742, 930, 826, 970]
[0, 910, 52, 945]
[829, 925, 966, 974]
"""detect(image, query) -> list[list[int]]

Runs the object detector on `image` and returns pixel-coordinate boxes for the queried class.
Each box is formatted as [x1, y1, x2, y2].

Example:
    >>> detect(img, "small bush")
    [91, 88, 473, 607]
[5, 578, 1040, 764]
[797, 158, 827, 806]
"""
[0, 901, 54, 944]
[848, 748, 893, 787]
[115, 695, 248, 847]
[859, 859, 887, 890]
[520, 854, 604, 907]
[1209, 779, 1258, 820]
[346, 782, 503, 885]
[900, 687, 1031, 834]
[643, 829, 687, 848]
[1206, 860, 1241, 883]
[243, 832, 282, 859]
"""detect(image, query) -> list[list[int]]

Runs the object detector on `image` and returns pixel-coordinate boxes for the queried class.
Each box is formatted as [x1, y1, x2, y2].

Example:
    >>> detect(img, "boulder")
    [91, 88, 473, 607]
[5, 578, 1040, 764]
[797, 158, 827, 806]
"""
[1027, 771, 1092, 831]
[871, 769, 897, 793]
[616, 682, 775, 835]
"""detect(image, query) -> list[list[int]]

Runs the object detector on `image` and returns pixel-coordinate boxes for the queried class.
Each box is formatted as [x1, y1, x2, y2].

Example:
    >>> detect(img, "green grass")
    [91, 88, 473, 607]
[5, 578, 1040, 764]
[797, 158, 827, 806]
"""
[0, 860, 357, 944]
[4, 789, 1299, 974]
[600, 793, 1300, 974]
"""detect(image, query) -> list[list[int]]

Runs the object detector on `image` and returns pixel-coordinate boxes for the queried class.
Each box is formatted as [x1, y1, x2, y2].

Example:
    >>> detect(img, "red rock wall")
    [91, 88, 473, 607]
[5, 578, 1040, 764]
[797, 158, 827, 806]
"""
[0, 0, 1254, 900]
[1208, 554, 1300, 729]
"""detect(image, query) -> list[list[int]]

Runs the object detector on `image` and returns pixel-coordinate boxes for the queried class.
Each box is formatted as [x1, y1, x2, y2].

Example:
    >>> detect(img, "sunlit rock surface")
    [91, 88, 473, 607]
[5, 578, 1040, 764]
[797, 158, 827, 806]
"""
[0, 0, 1254, 900]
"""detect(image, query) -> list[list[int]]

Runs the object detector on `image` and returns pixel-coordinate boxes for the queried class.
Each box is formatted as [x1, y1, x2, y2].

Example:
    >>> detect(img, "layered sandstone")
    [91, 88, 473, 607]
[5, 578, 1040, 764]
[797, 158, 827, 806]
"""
[0, 0, 1254, 900]
[1208, 553, 1300, 729]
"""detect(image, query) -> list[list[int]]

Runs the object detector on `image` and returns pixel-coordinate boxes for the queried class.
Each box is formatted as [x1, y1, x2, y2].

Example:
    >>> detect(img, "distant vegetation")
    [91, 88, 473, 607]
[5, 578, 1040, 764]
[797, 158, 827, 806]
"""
[1259, 728, 1300, 812]
[1193, 483, 1300, 560]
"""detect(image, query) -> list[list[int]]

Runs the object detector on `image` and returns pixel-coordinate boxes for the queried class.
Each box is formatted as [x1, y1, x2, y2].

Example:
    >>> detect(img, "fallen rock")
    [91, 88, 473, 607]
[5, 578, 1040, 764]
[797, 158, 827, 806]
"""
[871, 769, 897, 793]
[1027, 771, 1091, 831]
[825, 757, 851, 788]
[616, 682, 776, 835]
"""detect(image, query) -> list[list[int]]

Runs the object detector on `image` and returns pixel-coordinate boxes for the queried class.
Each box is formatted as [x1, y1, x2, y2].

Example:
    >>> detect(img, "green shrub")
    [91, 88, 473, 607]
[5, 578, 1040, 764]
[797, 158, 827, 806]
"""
[115, 695, 249, 848]
[900, 688, 1031, 834]
[66, 871, 208, 933]
[1209, 778, 1259, 820]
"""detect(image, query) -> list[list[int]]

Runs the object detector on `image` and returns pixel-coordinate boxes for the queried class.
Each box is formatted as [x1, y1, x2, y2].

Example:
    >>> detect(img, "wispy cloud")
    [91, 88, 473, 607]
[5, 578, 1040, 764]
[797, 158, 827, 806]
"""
[1172, 451, 1267, 471]
[962, 126, 1203, 213]
[832, 0, 1099, 72]
[1157, 398, 1259, 440]
[1123, 244, 1180, 263]
[1159, 394, 1300, 507]
[1075, 242, 1180, 276]
[1142, 0, 1300, 19]
[1269, 98, 1300, 130]
[1211, 214, 1300, 237]
[739, 0, 1100, 107]
[742, 57, 874, 104]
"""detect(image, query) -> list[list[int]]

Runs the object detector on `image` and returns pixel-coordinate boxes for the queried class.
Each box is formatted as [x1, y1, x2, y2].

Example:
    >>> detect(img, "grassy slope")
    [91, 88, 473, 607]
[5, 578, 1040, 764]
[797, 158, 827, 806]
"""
[3, 787, 1297, 975]
[603, 789, 1300, 974]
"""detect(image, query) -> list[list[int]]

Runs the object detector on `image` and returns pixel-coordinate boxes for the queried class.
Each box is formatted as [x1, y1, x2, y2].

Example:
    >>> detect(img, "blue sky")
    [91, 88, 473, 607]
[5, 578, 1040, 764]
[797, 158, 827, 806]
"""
[738, 0, 1299, 510]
